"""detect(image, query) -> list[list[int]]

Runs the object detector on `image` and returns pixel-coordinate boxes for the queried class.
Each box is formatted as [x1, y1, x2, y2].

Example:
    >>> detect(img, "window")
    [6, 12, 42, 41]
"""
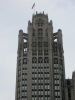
[38, 74, 41, 77]
[32, 80, 34, 83]
[55, 92, 58, 96]
[45, 91, 47, 95]
[45, 74, 47, 78]
[23, 58, 27, 64]
[32, 57, 37, 63]
[32, 97, 34, 100]
[48, 85, 50, 89]
[38, 63, 40, 67]
[55, 86, 58, 90]
[47, 74, 49, 77]
[38, 29, 43, 38]
[54, 75, 56, 79]
[57, 69, 59, 73]
[35, 85, 37, 89]
[35, 74, 37, 77]
[45, 85, 47, 89]
[45, 97, 47, 100]
[54, 80, 57, 84]
[22, 86, 24, 90]
[57, 75, 59, 78]
[58, 86, 60, 90]
[22, 75, 25, 79]
[32, 91, 35, 95]
[41, 91, 43, 95]
[58, 92, 60, 96]
[55, 98, 57, 100]
[48, 91, 50, 95]
[25, 86, 27, 90]
[35, 79, 37, 83]
[38, 91, 41, 95]
[44, 57, 49, 63]
[54, 58, 58, 64]
[48, 97, 50, 100]
[32, 69, 34, 72]
[32, 86, 34, 89]
[38, 57, 43, 63]
[57, 80, 59, 84]
[35, 97, 37, 100]
[32, 64, 34, 67]
[41, 86, 43, 89]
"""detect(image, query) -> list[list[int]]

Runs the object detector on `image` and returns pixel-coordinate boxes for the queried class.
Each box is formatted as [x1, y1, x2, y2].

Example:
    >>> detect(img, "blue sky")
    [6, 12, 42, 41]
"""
[0, 0, 75, 100]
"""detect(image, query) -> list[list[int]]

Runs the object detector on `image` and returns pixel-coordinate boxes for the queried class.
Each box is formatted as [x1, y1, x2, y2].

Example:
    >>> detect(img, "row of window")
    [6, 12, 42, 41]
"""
[32, 97, 50, 100]
[32, 57, 49, 63]
[32, 85, 50, 89]
[54, 64, 62, 69]
[32, 63, 49, 67]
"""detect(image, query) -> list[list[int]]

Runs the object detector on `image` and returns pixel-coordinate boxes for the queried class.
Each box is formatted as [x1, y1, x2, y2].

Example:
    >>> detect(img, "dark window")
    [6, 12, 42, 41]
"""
[32, 57, 37, 63]
[67, 79, 70, 85]
[54, 58, 58, 64]
[23, 58, 27, 64]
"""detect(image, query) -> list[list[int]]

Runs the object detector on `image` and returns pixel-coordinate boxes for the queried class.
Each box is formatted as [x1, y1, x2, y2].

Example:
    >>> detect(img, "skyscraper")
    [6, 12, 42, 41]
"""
[15, 12, 75, 100]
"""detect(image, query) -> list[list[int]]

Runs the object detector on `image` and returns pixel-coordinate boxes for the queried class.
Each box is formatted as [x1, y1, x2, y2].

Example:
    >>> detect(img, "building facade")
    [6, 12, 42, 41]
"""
[15, 12, 75, 100]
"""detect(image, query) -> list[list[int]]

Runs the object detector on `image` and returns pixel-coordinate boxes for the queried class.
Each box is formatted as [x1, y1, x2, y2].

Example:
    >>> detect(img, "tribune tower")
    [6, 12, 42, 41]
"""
[15, 12, 65, 100]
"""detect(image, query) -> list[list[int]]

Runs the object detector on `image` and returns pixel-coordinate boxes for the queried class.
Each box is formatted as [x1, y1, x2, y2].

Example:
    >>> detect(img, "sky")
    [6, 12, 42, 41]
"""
[0, 0, 75, 100]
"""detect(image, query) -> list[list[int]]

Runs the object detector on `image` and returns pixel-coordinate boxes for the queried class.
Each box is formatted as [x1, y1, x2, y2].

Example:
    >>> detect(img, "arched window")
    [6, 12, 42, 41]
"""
[38, 57, 43, 63]
[23, 58, 27, 64]
[44, 57, 49, 63]
[38, 28, 43, 37]
[32, 57, 37, 63]
[54, 58, 58, 64]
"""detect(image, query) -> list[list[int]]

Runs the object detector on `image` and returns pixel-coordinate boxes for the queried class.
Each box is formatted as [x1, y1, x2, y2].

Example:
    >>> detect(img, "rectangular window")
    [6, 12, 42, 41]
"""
[41, 91, 43, 95]
[35, 85, 37, 89]
[35, 97, 37, 100]
[44, 63, 46, 67]
[35, 79, 37, 83]
[58, 86, 60, 90]
[41, 85, 43, 89]
[45, 91, 47, 95]
[55, 86, 58, 90]
[54, 80, 57, 84]
[55, 92, 58, 96]
[57, 75, 59, 78]
[32, 63, 34, 67]
[54, 69, 57, 73]
[45, 85, 47, 89]
[35, 74, 37, 77]
[38, 74, 41, 77]
[38, 63, 40, 67]
[48, 91, 50, 95]
[38, 91, 41, 95]
[55, 98, 57, 100]
[35, 91, 37, 95]
[54, 75, 57, 79]
[48, 85, 50, 89]
[57, 80, 59, 84]
[38, 85, 40, 89]
[32, 86, 34, 89]
[32, 69, 34, 72]
[45, 97, 47, 100]
[22, 81, 24, 84]
[32, 97, 34, 100]
[47, 74, 49, 77]
[32, 91, 35, 95]
[58, 92, 60, 96]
